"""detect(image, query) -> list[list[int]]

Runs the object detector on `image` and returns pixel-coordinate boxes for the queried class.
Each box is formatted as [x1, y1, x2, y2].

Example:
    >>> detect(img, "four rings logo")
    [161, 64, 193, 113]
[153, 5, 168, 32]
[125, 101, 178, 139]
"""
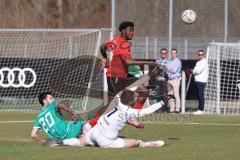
[0, 67, 37, 88]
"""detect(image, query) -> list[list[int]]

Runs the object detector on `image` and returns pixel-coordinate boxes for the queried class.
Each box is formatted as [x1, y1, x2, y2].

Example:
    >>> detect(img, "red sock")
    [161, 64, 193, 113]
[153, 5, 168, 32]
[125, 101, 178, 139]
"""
[134, 102, 144, 109]
[88, 116, 100, 126]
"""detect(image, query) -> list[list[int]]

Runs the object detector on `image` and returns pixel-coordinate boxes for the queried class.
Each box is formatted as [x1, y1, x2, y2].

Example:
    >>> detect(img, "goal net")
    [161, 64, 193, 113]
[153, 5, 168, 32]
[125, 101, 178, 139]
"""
[0, 29, 111, 111]
[205, 43, 240, 114]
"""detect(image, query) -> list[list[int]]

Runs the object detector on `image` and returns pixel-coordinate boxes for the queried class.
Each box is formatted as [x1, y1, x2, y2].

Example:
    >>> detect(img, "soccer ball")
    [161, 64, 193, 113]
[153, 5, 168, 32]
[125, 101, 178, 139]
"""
[181, 9, 196, 24]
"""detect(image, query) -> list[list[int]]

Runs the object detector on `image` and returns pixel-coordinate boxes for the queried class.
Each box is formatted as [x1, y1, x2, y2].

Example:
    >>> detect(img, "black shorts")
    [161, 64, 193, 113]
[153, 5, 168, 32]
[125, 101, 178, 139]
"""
[107, 76, 138, 95]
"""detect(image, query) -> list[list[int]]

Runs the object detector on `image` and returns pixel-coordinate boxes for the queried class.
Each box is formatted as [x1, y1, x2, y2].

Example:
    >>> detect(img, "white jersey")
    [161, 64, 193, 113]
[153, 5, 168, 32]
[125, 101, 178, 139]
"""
[193, 58, 208, 83]
[96, 100, 164, 139]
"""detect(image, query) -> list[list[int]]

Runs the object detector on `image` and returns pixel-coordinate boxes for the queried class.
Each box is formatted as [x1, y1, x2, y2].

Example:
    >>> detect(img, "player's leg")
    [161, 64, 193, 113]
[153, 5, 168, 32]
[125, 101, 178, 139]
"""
[43, 121, 85, 147]
[62, 138, 81, 146]
[43, 138, 64, 147]
[43, 138, 83, 147]
[105, 138, 165, 148]
[82, 116, 100, 134]
[61, 135, 90, 147]
[94, 137, 131, 148]
[138, 140, 165, 147]
[79, 101, 110, 120]
[84, 125, 109, 147]
[82, 102, 112, 134]
[167, 80, 175, 112]
[83, 129, 96, 147]
[83, 125, 137, 148]
[62, 120, 91, 146]
[171, 79, 181, 112]
[123, 138, 165, 148]
[33, 115, 84, 147]
[53, 121, 94, 147]
[111, 76, 138, 94]
[107, 77, 117, 95]
[122, 138, 140, 147]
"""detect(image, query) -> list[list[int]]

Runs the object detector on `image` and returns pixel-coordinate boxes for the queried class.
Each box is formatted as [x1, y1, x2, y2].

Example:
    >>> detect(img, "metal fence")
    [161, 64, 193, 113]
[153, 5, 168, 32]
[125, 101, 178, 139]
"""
[130, 37, 240, 60]
[112, 0, 240, 60]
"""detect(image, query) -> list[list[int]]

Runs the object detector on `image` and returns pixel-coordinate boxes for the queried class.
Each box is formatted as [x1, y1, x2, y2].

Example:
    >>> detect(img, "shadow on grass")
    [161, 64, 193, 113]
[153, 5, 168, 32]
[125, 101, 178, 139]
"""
[167, 137, 181, 140]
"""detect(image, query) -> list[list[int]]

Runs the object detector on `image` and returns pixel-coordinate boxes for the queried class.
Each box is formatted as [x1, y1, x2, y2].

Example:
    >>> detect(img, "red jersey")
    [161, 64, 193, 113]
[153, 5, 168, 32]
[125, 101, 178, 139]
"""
[106, 36, 132, 78]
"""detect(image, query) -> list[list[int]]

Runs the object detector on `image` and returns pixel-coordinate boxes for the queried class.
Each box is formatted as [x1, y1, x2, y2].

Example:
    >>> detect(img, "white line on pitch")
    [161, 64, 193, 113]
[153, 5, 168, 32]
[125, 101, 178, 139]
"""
[1, 120, 240, 126]
[0, 120, 33, 124]
[142, 121, 240, 126]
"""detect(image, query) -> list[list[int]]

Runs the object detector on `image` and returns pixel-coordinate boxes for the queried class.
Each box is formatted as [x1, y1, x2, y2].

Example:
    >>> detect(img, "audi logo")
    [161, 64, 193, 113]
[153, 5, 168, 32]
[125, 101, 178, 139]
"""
[0, 67, 37, 88]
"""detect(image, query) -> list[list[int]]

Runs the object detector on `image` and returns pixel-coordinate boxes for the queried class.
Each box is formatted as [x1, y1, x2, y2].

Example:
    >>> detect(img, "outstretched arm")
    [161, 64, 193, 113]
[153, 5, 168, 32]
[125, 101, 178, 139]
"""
[126, 59, 156, 66]
[128, 102, 164, 117]
[124, 63, 166, 91]
[56, 101, 78, 121]
[126, 95, 175, 117]
[31, 128, 46, 142]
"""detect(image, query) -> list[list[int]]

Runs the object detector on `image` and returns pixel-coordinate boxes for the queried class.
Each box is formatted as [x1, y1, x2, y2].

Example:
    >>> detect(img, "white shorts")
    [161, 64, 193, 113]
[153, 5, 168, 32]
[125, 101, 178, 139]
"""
[85, 125, 124, 148]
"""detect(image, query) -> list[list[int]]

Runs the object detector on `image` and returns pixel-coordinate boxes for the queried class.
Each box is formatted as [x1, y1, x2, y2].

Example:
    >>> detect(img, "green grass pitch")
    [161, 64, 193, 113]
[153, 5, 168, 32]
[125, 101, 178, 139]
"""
[0, 111, 240, 160]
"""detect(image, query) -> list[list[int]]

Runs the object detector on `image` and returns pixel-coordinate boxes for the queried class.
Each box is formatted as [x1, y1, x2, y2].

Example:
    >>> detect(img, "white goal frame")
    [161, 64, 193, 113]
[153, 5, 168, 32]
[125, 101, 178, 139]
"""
[205, 42, 240, 114]
[0, 28, 111, 111]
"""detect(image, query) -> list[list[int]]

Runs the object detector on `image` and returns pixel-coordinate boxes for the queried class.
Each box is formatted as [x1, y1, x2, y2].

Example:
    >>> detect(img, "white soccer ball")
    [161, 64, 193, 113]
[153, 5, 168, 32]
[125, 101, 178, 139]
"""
[182, 9, 196, 24]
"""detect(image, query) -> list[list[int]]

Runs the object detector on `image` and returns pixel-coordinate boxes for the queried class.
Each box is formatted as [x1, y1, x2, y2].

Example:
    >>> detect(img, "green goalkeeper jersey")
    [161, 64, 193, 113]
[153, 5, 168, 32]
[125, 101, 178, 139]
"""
[33, 101, 86, 140]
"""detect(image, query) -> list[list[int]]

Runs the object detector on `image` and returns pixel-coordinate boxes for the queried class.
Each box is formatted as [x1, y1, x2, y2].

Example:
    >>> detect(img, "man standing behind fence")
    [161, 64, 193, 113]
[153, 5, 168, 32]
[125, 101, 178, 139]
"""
[155, 48, 169, 103]
[166, 49, 182, 113]
[192, 50, 209, 115]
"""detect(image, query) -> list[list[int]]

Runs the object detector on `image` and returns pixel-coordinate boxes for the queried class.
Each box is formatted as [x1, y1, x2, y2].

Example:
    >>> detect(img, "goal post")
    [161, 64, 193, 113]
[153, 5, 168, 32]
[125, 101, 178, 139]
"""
[205, 42, 240, 114]
[0, 29, 111, 111]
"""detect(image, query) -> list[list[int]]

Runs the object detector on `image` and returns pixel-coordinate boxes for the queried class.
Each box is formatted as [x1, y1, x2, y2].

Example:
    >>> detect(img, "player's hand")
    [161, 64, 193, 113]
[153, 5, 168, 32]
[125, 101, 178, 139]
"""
[69, 107, 78, 121]
[99, 58, 107, 71]
[161, 94, 175, 105]
[72, 113, 78, 122]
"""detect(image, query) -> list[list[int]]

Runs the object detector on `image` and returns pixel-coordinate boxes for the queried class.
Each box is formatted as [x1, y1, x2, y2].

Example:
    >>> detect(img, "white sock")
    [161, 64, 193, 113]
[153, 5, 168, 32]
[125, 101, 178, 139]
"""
[138, 140, 151, 147]
[63, 138, 81, 146]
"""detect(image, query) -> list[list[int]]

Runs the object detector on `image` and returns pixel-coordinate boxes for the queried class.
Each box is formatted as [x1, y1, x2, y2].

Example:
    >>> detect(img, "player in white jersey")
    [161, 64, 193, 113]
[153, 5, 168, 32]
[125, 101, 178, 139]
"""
[84, 87, 175, 148]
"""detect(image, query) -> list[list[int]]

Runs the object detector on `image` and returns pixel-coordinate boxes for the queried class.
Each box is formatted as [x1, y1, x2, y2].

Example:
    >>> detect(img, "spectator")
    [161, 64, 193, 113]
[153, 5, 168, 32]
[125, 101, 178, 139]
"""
[192, 50, 209, 115]
[166, 49, 182, 113]
[155, 48, 169, 103]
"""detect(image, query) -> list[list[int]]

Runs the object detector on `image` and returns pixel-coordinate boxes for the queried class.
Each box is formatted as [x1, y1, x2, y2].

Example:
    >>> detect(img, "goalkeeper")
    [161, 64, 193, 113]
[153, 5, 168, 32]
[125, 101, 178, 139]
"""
[31, 91, 102, 147]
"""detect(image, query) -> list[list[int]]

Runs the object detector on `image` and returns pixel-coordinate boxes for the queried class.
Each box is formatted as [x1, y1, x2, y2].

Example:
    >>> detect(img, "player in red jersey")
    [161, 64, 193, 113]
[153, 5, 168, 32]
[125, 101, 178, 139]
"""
[100, 21, 156, 128]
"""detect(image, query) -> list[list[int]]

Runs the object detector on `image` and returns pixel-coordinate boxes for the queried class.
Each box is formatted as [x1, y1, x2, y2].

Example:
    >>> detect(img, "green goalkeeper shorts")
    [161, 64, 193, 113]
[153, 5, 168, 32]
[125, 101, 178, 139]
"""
[64, 120, 86, 139]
